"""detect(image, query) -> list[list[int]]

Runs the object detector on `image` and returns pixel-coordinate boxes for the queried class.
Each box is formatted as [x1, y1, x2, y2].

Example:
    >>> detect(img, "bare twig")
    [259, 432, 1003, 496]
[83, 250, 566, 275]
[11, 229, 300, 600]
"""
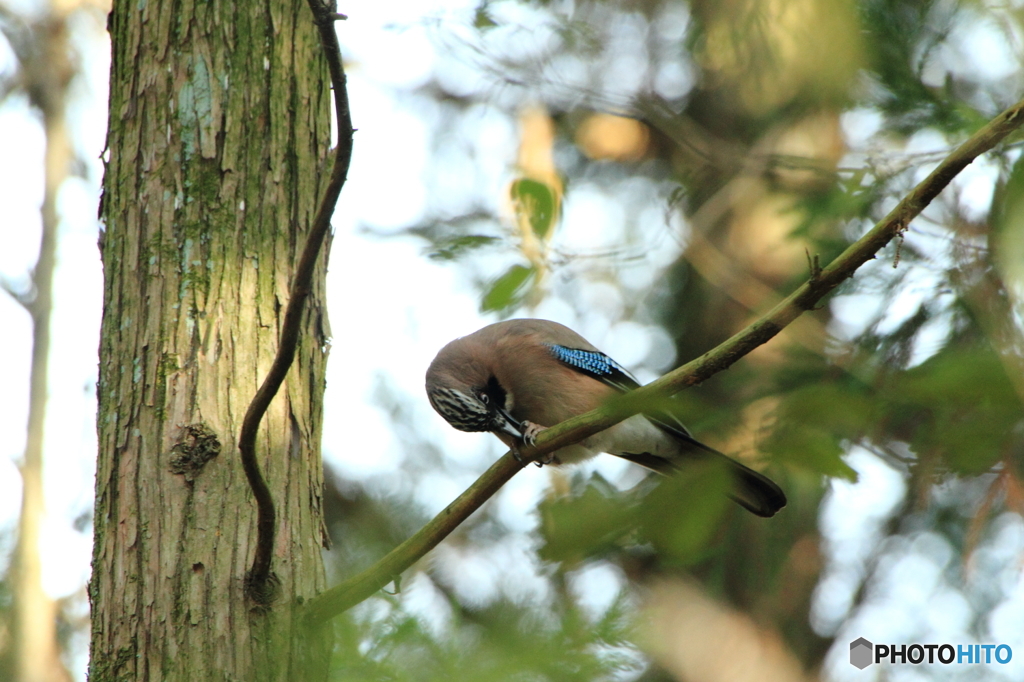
[239, 1, 353, 604]
[805, 248, 822, 285]
[6, 6, 74, 679]
[302, 98, 1024, 624]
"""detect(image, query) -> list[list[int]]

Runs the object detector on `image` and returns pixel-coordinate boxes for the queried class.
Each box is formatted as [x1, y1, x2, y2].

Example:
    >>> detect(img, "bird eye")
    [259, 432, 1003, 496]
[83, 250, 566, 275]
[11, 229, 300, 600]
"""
[479, 393, 489, 404]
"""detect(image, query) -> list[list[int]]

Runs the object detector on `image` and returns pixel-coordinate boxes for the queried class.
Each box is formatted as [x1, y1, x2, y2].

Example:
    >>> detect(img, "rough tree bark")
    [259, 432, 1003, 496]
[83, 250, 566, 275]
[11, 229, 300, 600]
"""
[89, 0, 333, 679]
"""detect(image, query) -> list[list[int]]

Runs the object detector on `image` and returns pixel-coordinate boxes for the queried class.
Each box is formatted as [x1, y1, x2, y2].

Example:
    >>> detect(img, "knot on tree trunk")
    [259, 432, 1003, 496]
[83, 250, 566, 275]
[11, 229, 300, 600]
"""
[169, 423, 221, 482]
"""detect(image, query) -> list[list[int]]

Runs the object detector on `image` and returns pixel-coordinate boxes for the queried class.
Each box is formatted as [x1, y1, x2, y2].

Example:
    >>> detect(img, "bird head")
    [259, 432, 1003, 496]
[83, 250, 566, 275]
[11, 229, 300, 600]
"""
[425, 341, 523, 440]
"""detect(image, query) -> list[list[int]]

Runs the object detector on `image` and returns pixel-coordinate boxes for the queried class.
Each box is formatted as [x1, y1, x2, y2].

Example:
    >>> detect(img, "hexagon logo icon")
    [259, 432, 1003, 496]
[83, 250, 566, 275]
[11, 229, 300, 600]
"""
[850, 638, 873, 669]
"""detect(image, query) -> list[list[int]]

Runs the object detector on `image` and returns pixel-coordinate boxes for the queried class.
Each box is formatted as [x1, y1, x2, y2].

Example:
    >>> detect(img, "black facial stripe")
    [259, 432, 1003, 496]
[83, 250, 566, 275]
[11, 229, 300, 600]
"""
[482, 375, 508, 410]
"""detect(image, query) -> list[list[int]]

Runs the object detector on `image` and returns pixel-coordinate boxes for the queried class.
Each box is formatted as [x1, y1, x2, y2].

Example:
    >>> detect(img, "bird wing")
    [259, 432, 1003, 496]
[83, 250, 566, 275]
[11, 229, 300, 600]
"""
[544, 344, 641, 393]
[545, 343, 701, 442]
[545, 343, 786, 517]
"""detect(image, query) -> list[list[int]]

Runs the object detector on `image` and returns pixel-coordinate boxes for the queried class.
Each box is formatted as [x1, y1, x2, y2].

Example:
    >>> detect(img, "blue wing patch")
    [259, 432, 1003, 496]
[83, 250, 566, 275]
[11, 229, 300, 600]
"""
[546, 344, 640, 392]
[548, 343, 710, 449]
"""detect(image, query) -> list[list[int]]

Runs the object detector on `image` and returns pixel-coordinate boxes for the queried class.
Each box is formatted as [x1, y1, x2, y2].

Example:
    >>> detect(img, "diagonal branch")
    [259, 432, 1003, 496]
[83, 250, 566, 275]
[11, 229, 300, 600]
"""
[303, 97, 1024, 625]
[239, 3, 353, 604]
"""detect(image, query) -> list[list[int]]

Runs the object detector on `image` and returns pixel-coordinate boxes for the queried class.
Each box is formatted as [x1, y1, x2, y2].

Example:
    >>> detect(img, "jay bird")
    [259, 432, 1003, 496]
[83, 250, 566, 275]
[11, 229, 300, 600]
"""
[425, 318, 786, 517]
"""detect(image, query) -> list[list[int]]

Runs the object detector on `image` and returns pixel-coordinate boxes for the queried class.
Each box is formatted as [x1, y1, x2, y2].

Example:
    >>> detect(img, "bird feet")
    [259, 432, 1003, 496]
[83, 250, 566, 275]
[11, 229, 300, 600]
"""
[521, 420, 545, 445]
[511, 421, 554, 466]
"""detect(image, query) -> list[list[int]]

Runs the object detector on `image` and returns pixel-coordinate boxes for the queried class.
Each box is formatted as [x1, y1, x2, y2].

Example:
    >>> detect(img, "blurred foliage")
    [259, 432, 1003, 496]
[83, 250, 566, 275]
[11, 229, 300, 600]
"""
[329, 591, 642, 681]
[329, 0, 1024, 679]
[481, 264, 536, 312]
[883, 345, 1023, 475]
[538, 466, 733, 568]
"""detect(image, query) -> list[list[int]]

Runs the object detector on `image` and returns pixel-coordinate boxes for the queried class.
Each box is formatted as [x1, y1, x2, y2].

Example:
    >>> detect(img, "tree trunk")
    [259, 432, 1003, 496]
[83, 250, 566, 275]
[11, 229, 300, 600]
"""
[89, 0, 333, 679]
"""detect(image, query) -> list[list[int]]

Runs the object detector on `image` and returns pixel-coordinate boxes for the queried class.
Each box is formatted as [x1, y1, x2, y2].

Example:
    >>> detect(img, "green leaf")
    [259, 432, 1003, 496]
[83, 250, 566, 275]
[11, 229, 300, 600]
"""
[538, 467, 734, 568]
[538, 474, 636, 565]
[767, 422, 858, 481]
[510, 178, 558, 240]
[425, 234, 500, 261]
[473, 7, 497, 29]
[638, 462, 732, 564]
[480, 264, 535, 312]
[992, 154, 1024, 302]
[763, 384, 870, 480]
[887, 346, 1023, 474]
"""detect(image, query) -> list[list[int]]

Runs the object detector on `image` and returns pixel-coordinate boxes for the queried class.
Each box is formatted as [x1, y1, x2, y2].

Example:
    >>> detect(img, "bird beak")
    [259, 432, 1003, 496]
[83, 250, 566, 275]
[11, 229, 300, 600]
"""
[493, 407, 523, 439]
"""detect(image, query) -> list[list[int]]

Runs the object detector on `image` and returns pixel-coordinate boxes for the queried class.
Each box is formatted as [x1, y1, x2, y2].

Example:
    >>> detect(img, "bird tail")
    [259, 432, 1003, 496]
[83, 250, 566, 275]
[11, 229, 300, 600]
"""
[617, 417, 787, 518]
[718, 453, 788, 518]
